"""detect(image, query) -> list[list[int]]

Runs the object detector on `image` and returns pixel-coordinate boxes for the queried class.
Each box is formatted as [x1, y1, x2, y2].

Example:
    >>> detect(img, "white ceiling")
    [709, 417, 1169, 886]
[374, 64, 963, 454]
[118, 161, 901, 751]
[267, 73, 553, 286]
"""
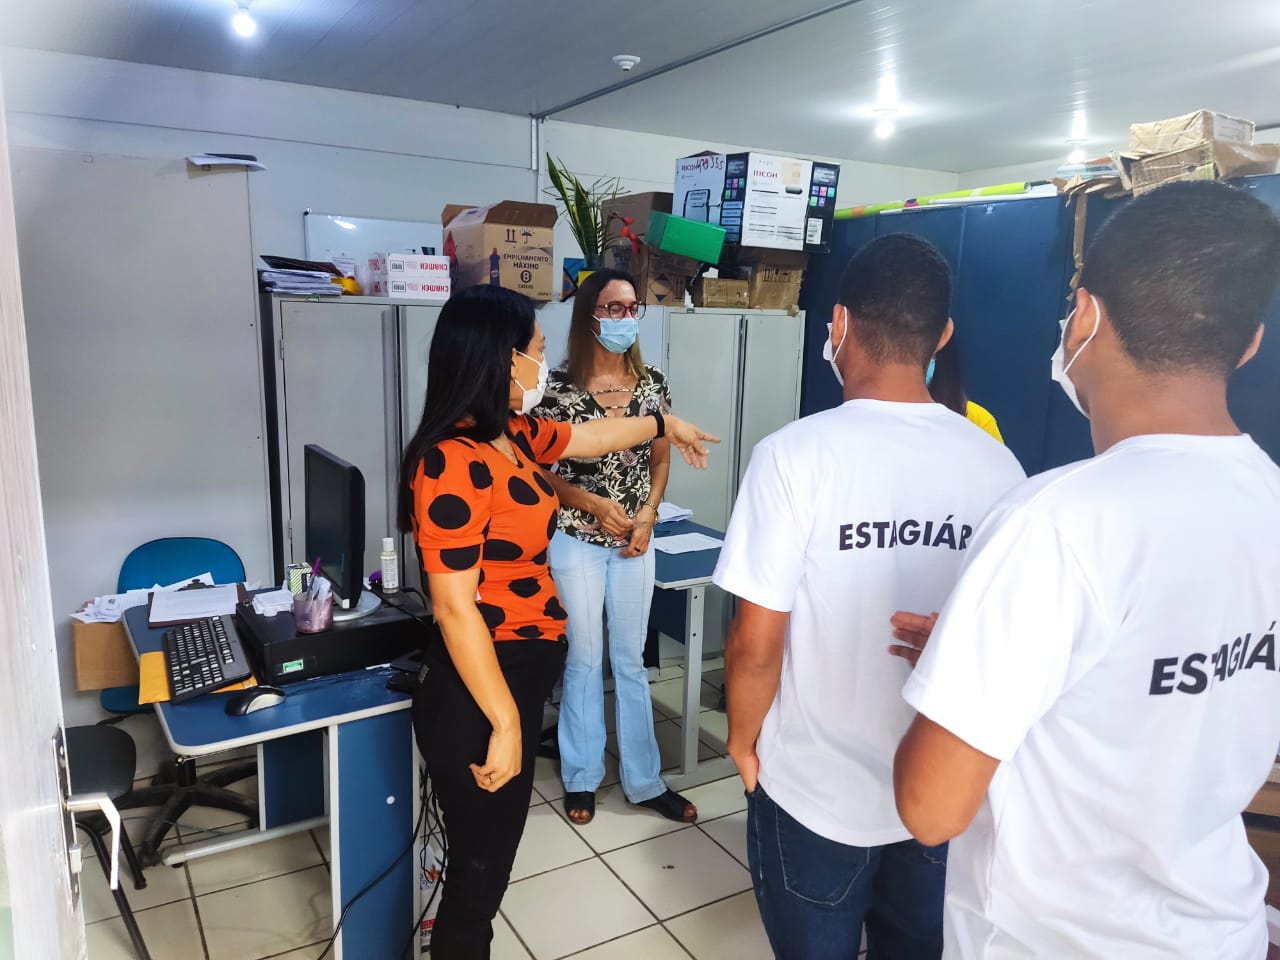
[3, 0, 1279, 172]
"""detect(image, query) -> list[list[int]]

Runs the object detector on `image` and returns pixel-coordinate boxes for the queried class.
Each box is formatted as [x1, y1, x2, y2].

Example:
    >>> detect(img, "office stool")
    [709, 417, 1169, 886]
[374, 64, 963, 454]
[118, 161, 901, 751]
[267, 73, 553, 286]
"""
[67, 725, 151, 960]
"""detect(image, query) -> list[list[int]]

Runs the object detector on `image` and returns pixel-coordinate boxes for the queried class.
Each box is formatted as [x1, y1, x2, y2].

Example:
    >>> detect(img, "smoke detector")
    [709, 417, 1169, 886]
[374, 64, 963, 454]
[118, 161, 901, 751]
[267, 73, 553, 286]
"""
[612, 54, 641, 72]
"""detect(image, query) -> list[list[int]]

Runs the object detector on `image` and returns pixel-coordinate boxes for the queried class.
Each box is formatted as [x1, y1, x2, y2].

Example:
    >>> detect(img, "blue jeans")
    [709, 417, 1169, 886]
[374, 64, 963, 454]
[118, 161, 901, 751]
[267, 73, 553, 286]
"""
[747, 785, 946, 960]
[548, 530, 665, 804]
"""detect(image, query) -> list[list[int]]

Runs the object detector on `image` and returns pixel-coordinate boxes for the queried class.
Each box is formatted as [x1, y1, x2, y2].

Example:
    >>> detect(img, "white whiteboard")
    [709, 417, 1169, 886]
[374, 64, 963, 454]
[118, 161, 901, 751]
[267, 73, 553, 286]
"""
[304, 211, 444, 264]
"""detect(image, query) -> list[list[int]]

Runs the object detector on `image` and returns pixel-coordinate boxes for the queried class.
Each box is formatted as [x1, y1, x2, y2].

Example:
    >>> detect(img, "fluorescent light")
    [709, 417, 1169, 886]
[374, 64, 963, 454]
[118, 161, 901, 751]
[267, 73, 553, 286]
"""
[231, 3, 256, 37]
[877, 75, 898, 109]
[1070, 109, 1088, 142]
[875, 118, 895, 139]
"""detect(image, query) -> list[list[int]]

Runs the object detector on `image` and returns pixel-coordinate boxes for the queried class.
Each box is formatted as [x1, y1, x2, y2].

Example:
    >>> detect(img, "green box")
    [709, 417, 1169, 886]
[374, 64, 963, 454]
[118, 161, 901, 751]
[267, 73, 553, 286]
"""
[647, 211, 726, 265]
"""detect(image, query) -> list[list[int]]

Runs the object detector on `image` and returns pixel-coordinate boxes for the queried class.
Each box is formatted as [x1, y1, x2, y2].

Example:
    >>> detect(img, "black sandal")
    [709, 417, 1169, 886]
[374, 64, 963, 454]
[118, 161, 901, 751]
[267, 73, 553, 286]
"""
[564, 791, 595, 825]
[632, 789, 697, 823]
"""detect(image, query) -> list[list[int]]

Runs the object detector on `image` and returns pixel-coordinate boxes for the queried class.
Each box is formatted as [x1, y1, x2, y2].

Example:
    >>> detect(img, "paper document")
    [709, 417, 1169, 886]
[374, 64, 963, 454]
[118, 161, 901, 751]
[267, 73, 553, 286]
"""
[148, 584, 239, 625]
[252, 588, 295, 618]
[654, 532, 723, 555]
[657, 502, 694, 524]
[72, 589, 151, 623]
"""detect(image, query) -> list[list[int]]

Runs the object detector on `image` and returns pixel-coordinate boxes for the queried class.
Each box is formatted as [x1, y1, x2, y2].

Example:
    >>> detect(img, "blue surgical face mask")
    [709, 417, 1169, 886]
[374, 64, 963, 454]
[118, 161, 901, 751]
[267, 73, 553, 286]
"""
[595, 318, 639, 354]
[925, 358, 936, 386]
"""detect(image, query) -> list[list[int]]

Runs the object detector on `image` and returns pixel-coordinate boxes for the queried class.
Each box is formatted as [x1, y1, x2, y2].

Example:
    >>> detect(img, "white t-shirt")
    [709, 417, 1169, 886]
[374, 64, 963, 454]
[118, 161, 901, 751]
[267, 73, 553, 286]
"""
[713, 399, 1025, 846]
[904, 433, 1280, 959]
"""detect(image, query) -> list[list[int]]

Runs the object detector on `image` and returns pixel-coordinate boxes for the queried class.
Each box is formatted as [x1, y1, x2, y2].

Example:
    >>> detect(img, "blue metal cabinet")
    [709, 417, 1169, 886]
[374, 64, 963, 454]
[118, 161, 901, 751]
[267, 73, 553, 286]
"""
[955, 198, 1073, 474]
[875, 207, 966, 292]
[1039, 193, 1127, 471]
[1229, 177, 1280, 466]
[798, 217, 874, 416]
[798, 174, 1280, 472]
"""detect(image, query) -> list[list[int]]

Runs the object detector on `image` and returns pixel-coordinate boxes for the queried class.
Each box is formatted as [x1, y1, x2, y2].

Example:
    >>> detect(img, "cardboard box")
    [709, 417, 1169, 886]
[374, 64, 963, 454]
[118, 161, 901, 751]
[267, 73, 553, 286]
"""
[73, 613, 139, 691]
[602, 192, 673, 242]
[674, 151, 840, 253]
[442, 201, 557, 301]
[722, 249, 808, 311]
[690, 276, 749, 309]
[605, 242, 695, 306]
[366, 253, 452, 299]
[1127, 141, 1280, 196]
[1129, 110, 1254, 156]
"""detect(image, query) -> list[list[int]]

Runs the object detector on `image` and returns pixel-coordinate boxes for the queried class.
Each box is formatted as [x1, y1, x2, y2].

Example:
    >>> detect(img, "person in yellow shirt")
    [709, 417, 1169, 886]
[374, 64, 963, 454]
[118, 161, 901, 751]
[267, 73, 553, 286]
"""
[927, 339, 1003, 442]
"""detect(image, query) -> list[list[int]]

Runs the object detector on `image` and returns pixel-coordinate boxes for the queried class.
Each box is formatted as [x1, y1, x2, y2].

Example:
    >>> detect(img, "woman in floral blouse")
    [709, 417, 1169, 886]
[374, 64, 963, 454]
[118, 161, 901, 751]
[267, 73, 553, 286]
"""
[535, 268, 697, 826]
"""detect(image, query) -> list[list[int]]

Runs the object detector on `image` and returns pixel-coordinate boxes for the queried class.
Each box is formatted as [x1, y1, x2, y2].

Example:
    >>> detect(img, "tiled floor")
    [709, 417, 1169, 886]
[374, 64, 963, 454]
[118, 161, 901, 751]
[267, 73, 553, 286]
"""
[84, 655, 774, 959]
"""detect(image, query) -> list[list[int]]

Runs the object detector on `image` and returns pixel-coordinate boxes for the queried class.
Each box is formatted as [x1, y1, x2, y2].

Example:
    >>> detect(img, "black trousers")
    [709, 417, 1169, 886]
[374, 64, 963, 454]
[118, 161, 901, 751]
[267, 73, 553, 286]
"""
[413, 636, 567, 960]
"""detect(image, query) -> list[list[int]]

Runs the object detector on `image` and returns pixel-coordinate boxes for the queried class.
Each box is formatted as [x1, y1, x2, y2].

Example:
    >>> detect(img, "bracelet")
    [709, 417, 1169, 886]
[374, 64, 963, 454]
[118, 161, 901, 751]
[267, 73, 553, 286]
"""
[638, 501, 658, 515]
[651, 411, 666, 438]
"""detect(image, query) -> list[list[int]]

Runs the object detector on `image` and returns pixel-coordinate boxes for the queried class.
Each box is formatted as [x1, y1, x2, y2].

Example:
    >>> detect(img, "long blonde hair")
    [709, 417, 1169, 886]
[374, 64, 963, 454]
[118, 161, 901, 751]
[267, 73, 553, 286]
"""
[566, 268, 644, 390]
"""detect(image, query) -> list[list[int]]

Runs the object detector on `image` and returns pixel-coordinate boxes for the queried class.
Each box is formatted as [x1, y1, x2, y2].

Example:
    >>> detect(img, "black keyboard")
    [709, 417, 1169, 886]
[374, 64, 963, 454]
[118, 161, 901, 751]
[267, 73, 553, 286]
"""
[162, 616, 253, 704]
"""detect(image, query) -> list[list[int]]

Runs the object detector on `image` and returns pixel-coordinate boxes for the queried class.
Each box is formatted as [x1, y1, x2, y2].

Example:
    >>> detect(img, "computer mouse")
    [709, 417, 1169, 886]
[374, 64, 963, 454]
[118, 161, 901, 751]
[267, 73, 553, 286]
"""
[224, 685, 286, 716]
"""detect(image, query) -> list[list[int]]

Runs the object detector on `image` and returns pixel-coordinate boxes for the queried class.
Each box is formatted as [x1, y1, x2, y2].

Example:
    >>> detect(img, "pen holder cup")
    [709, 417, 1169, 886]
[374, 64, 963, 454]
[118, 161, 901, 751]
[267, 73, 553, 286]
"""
[293, 594, 333, 634]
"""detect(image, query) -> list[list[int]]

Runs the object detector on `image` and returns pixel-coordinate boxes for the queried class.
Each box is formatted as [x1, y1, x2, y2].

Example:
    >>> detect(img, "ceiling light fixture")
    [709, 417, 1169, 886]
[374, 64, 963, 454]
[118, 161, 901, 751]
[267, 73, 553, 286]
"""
[231, 1, 257, 38]
[871, 74, 899, 138]
[1065, 108, 1088, 164]
[874, 108, 897, 139]
[612, 54, 641, 72]
[877, 75, 898, 109]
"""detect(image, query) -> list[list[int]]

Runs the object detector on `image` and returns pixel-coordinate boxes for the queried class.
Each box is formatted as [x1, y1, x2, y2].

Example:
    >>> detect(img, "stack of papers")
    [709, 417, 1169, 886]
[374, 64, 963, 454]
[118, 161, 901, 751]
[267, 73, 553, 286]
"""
[149, 584, 239, 625]
[657, 502, 694, 524]
[260, 268, 341, 296]
[654, 532, 724, 555]
[252, 588, 295, 618]
[73, 589, 151, 624]
[73, 572, 219, 624]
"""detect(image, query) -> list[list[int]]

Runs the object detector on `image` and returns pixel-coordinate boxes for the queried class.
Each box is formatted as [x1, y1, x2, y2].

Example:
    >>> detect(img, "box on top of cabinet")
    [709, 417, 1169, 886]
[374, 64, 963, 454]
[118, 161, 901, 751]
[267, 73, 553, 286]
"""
[441, 201, 557, 301]
[674, 151, 840, 253]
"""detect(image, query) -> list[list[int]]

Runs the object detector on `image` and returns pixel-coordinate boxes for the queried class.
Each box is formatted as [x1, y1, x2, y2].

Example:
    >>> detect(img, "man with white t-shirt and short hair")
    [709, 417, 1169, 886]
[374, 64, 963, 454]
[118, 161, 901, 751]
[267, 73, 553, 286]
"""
[893, 180, 1280, 958]
[714, 234, 1026, 959]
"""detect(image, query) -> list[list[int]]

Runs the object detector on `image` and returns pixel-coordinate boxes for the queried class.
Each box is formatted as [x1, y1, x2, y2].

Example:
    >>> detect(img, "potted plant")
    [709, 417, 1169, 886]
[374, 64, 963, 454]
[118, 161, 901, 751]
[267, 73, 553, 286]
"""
[543, 154, 624, 277]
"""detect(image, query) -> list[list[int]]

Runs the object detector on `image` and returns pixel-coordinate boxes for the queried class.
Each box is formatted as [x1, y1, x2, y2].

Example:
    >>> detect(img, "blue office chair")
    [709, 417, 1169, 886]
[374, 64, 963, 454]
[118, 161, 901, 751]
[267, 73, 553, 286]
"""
[109, 537, 259, 866]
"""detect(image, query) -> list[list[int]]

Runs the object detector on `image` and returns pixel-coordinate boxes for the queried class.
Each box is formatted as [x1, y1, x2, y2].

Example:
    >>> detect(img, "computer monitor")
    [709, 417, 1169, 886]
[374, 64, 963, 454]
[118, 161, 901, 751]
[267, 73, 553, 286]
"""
[303, 444, 378, 620]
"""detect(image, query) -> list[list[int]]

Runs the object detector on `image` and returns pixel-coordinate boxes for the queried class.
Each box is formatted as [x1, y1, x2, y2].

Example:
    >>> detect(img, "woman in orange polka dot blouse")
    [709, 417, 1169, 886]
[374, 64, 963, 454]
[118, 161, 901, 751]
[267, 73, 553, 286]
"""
[397, 285, 717, 959]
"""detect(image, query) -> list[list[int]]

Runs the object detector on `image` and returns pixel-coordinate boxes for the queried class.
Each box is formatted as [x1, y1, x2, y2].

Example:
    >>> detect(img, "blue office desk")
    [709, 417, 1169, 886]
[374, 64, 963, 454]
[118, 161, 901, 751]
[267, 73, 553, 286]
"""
[124, 606, 416, 960]
[652, 520, 723, 776]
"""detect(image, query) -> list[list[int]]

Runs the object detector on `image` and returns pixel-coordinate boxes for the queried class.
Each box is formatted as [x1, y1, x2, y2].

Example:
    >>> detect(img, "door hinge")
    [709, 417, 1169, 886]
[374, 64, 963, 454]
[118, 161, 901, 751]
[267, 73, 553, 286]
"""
[279, 338, 285, 361]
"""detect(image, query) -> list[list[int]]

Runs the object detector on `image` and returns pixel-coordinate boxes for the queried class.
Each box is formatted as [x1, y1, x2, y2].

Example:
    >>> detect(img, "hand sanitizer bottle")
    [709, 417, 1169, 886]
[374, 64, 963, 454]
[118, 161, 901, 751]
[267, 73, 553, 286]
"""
[380, 537, 400, 594]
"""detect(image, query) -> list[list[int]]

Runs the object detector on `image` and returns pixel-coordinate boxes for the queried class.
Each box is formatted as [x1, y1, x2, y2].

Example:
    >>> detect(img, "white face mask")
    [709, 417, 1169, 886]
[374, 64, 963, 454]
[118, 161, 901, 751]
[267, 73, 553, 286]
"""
[514, 350, 549, 414]
[1050, 296, 1100, 418]
[822, 315, 847, 387]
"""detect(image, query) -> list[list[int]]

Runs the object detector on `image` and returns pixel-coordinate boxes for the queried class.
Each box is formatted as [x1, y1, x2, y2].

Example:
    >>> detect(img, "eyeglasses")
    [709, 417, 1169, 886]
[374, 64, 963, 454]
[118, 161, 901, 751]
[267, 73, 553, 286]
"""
[595, 300, 646, 320]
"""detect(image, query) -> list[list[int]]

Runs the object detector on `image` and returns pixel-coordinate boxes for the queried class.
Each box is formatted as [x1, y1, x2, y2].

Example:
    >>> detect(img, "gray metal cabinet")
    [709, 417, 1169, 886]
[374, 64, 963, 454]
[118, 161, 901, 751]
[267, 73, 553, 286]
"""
[663, 308, 805, 651]
[270, 297, 400, 584]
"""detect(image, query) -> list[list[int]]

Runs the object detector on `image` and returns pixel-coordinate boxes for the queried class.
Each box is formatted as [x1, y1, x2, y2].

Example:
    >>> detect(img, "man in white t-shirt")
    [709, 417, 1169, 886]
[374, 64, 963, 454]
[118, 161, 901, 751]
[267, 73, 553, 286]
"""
[893, 180, 1280, 958]
[714, 234, 1026, 959]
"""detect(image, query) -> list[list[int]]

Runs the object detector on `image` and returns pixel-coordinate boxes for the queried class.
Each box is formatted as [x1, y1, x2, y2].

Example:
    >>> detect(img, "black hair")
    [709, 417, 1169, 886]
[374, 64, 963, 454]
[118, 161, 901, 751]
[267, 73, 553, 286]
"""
[836, 234, 951, 366]
[928, 337, 967, 416]
[566, 267, 643, 388]
[397, 285, 536, 531]
[1080, 180, 1280, 375]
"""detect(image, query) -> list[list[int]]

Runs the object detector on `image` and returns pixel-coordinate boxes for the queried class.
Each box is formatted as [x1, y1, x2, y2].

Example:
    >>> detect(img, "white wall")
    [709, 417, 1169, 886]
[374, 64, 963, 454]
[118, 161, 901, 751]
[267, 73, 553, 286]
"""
[2, 48, 958, 268]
